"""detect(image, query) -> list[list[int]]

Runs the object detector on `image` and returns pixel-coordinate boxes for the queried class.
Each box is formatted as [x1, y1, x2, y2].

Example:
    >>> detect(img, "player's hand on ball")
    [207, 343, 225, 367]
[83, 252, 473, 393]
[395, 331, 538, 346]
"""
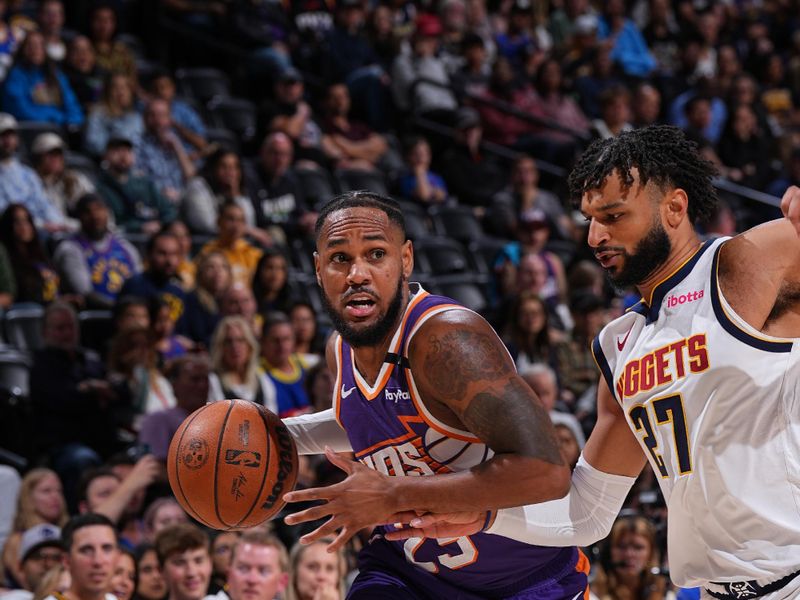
[384, 510, 492, 541]
[283, 447, 400, 552]
[780, 185, 800, 235]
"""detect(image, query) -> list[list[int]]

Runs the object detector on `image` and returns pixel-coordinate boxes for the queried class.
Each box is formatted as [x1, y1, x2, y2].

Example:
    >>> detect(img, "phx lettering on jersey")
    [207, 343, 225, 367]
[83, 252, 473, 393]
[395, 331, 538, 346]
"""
[359, 439, 438, 477]
[616, 334, 709, 401]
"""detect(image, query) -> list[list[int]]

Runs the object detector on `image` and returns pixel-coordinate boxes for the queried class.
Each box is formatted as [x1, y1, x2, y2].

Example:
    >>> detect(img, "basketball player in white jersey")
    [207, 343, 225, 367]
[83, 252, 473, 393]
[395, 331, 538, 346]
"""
[392, 126, 800, 600]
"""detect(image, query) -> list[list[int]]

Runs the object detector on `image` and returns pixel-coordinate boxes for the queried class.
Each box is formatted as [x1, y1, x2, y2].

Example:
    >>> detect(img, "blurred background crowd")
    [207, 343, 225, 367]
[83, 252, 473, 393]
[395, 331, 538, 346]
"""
[0, 0, 798, 598]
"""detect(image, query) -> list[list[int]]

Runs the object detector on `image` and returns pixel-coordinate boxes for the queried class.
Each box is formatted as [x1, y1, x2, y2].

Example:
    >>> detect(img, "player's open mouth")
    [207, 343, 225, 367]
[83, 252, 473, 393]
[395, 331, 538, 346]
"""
[594, 251, 619, 268]
[345, 296, 377, 318]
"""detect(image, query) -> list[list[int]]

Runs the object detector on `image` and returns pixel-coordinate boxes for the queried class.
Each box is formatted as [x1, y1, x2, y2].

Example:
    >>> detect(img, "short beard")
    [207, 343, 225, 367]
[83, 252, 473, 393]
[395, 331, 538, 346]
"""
[607, 220, 672, 290]
[320, 276, 405, 348]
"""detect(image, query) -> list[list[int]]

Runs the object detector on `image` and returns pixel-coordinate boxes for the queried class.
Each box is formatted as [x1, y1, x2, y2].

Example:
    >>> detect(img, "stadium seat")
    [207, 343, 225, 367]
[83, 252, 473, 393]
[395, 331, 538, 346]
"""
[3, 306, 45, 352]
[0, 347, 31, 400]
[468, 238, 511, 275]
[205, 127, 240, 153]
[413, 238, 471, 276]
[430, 205, 486, 244]
[78, 310, 114, 355]
[290, 238, 316, 275]
[208, 97, 258, 151]
[176, 67, 231, 105]
[0, 346, 34, 463]
[336, 169, 389, 196]
[296, 168, 338, 210]
[438, 280, 489, 314]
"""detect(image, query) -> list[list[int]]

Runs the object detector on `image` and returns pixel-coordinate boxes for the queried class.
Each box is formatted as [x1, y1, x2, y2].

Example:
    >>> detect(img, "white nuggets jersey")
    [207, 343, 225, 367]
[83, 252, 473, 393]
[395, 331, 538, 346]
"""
[592, 237, 800, 588]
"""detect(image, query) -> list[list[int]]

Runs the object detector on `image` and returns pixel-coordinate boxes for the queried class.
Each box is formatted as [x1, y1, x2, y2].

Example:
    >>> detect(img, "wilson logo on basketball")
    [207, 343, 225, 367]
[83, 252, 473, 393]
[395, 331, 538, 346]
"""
[666, 289, 704, 308]
[261, 424, 297, 510]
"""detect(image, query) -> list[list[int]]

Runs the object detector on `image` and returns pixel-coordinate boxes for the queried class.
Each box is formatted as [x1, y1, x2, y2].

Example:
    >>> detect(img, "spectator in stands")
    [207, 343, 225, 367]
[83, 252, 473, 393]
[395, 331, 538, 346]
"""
[559, 13, 599, 81]
[439, 106, 506, 206]
[573, 45, 623, 119]
[162, 220, 196, 290]
[2, 524, 63, 600]
[0, 243, 13, 308]
[134, 544, 168, 600]
[320, 82, 388, 172]
[519, 363, 585, 448]
[139, 355, 211, 461]
[502, 291, 558, 371]
[717, 103, 772, 191]
[246, 132, 315, 242]
[0, 4, 21, 82]
[59, 514, 119, 600]
[367, 4, 399, 74]
[113, 295, 150, 333]
[0, 113, 66, 231]
[322, 0, 378, 83]
[119, 231, 187, 329]
[596, 0, 655, 77]
[107, 325, 175, 416]
[75, 460, 159, 528]
[489, 155, 570, 239]
[494, 0, 537, 70]
[88, 4, 136, 81]
[208, 531, 289, 600]
[0, 203, 61, 304]
[2, 470, 67, 590]
[143, 500, 188, 545]
[150, 297, 194, 362]
[147, 70, 208, 157]
[219, 284, 261, 338]
[37, 0, 66, 64]
[257, 67, 326, 168]
[154, 524, 211, 600]
[759, 53, 794, 135]
[768, 147, 800, 199]
[285, 540, 346, 600]
[31, 133, 95, 225]
[31, 303, 114, 506]
[183, 148, 263, 243]
[136, 99, 196, 203]
[207, 532, 239, 595]
[195, 202, 263, 288]
[260, 312, 311, 418]
[85, 73, 143, 157]
[181, 251, 230, 347]
[532, 57, 590, 147]
[391, 14, 458, 119]
[1, 31, 84, 128]
[590, 84, 634, 139]
[110, 550, 136, 600]
[715, 44, 742, 100]
[304, 360, 335, 412]
[555, 292, 606, 401]
[97, 136, 176, 234]
[397, 135, 447, 205]
[591, 515, 670, 600]
[451, 32, 490, 98]
[208, 316, 277, 412]
[62, 35, 106, 113]
[54, 193, 141, 309]
[289, 301, 325, 361]
[669, 80, 728, 146]
[252, 249, 295, 315]
[631, 82, 662, 128]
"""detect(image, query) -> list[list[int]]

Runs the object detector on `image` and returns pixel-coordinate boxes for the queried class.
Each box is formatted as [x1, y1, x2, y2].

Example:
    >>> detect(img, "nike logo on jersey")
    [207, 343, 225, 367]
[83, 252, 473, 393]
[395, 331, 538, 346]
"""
[617, 324, 634, 351]
[341, 385, 356, 398]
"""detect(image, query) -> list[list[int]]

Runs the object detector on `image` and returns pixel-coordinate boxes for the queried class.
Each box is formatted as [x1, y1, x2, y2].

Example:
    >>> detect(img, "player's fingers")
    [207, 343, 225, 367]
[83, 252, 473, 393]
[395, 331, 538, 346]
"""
[384, 527, 426, 541]
[326, 526, 355, 553]
[284, 503, 335, 525]
[383, 511, 419, 526]
[283, 485, 333, 504]
[299, 517, 342, 545]
[324, 446, 355, 474]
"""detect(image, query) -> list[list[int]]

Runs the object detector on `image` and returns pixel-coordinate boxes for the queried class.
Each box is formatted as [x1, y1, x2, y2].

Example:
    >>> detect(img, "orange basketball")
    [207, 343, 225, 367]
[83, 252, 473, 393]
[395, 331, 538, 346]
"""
[167, 399, 299, 530]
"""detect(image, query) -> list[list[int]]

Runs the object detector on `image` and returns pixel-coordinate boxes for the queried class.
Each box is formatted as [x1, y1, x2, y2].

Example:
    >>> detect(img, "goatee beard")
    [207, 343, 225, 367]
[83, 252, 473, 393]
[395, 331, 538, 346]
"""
[606, 220, 672, 290]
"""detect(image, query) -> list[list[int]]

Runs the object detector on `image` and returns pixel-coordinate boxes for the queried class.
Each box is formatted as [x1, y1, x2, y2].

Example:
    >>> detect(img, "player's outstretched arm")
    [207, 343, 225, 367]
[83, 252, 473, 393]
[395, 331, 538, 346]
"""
[283, 310, 571, 551]
[386, 376, 645, 544]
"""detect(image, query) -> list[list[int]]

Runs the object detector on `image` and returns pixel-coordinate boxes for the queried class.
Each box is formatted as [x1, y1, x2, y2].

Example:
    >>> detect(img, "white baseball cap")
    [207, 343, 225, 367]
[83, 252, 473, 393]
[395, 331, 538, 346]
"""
[0, 113, 18, 134]
[31, 132, 66, 155]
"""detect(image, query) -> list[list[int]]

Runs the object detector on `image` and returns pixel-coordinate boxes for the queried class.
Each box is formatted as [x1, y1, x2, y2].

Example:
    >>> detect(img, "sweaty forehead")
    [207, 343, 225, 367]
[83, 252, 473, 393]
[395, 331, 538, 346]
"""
[319, 207, 401, 246]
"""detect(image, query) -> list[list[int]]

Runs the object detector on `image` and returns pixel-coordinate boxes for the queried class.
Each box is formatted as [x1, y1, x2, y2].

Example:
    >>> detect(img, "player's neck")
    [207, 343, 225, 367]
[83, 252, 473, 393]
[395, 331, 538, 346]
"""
[636, 234, 703, 304]
[351, 310, 407, 386]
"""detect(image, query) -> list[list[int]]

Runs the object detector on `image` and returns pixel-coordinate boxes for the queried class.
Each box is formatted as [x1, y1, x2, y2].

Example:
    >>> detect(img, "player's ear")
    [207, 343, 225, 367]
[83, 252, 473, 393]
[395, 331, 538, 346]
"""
[313, 251, 322, 287]
[664, 188, 689, 228]
[402, 240, 414, 279]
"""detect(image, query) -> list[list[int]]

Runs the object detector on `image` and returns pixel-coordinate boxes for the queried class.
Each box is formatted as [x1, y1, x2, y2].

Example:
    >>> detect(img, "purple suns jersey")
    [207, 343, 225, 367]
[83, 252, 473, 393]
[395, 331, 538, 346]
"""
[332, 284, 572, 595]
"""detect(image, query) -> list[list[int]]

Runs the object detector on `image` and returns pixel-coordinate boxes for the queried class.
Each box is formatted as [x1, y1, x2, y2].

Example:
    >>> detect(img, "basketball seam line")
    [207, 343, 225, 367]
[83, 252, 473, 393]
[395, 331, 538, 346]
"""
[213, 400, 236, 529]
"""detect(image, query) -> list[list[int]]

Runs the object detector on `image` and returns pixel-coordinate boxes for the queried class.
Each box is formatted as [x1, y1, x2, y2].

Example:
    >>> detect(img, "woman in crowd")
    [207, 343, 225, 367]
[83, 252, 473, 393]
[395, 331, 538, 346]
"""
[162, 220, 196, 289]
[110, 549, 137, 600]
[62, 35, 106, 111]
[181, 251, 231, 347]
[252, 249, 295, 315]
[209, 531, 240, 594]
[397, 136, 448, 205]
[142, 499, 188, 543]
[133, 544, 167, 600]
[0, 204, 60, 304]
[289, 301, 325, 361]
[32, 564, 70, 600]
[502, 291, 559, 371]
[303, 361, 335, 413]
[208, 316, 277, 413]
[1, 30, 83, 126]
[2, 469, 68, 587]
[592, 515, 673, 600]
[85, 72, 143, 156]
[286, 539, 347, 600]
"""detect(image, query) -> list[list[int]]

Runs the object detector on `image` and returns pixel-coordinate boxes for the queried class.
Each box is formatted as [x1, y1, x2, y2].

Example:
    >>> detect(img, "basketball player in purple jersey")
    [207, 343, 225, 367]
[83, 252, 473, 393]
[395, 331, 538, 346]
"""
[281, 192, 590, 599]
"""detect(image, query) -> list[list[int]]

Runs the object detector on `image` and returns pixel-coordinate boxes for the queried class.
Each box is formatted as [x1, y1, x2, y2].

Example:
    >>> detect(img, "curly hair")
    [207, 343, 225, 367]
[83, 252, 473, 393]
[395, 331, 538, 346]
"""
[567, 125, 718, 223]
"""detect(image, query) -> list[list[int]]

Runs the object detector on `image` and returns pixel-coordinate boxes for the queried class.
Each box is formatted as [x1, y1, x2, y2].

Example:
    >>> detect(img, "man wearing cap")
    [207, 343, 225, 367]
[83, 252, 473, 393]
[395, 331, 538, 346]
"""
[53, 193, 141, 308]
[0, 525, 63, 600]
[0, 112, 65, 230]
[31, 132, 95, 228]
[96, 136, 176, 233]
